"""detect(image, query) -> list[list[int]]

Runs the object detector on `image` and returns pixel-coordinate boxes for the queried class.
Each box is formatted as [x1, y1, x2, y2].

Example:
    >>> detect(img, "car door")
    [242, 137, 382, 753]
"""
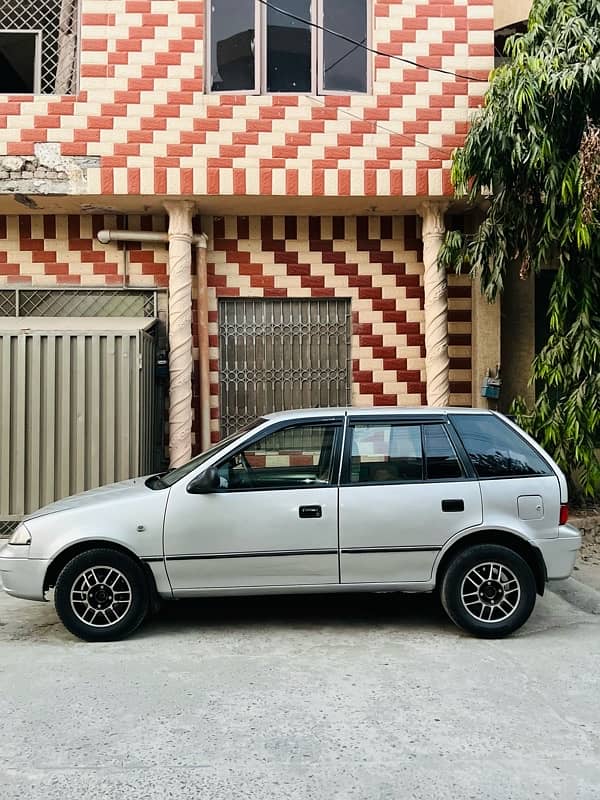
[339, 417, 483, 584]
[163, 420, 343, 593]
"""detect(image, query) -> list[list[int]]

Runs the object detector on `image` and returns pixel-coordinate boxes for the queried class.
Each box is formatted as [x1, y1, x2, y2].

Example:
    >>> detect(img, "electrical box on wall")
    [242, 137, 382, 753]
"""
[481, 366, 502, 400]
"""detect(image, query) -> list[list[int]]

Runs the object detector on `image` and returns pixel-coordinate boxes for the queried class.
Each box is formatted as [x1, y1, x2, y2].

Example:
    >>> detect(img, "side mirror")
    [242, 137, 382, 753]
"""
[187, 466, 220, 494]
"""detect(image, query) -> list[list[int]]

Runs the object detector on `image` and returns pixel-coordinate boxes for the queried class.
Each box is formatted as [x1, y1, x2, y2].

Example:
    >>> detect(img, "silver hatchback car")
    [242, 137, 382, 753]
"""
[0, 407, 581, 641]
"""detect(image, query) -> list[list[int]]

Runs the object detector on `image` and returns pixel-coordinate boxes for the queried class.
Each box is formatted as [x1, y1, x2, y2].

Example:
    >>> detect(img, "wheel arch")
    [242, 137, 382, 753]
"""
[44, 540, 158, 599]
[434, 530, 547, 596]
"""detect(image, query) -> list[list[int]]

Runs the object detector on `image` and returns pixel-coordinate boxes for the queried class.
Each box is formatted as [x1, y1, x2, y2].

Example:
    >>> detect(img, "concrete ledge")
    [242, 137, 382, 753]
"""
[548, 577, 600, 616]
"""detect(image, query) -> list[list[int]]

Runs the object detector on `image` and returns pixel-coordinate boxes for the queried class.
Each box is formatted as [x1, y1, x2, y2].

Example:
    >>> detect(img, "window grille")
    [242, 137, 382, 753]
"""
[0, 0, 79, 94]
[0, 289, 158, 318]
[218, 298, 351, 436]
[0, 520, 18, 538]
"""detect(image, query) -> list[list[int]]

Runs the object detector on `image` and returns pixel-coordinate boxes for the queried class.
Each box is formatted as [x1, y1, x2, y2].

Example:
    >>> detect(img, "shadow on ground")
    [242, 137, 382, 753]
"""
[141, 591, 452, 637]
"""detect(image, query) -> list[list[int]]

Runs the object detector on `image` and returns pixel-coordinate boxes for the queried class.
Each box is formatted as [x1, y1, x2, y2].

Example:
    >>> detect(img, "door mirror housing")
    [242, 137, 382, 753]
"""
[187, 466, 221, 494]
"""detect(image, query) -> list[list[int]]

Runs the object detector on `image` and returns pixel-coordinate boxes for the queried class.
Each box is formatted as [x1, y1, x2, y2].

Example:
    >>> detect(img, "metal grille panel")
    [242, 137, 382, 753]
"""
[0, 520, 18, 538]
[219, 299, 351, 436]
[0, 322, 157, 524]
[0, 0, 79, 94]
[0, 291, 17, 317]
[0, 289, 156, 318]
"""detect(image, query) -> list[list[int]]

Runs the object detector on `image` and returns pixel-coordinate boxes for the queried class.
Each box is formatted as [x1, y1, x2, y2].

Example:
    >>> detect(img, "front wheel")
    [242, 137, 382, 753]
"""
[440, 544, 537, 638]
[54, 548, 149, 642]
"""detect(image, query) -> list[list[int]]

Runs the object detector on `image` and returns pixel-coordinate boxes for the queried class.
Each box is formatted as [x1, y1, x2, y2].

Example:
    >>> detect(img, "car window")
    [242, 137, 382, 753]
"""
[450, 414, 551, 479]
[160, 418, 265, 487]
[349, 424, 423, 483]
[423, 424, 463, 480]
[216, 424, 339, 490]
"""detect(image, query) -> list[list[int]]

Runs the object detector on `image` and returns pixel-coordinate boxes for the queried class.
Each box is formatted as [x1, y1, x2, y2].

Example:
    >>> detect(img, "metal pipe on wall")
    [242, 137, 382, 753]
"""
[97, 220, 210, 463]
[195, 235, 211, 451]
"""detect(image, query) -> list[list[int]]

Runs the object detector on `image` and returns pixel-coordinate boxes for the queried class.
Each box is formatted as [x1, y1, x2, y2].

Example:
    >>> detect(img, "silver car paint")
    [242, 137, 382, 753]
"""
[0, 407, 582, 605]
[339, 479, 482, 583]
[163, 483, 340, 590]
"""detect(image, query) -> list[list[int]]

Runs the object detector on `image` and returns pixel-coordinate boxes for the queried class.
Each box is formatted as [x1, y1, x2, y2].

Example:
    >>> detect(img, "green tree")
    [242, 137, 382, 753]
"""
[439, 0, 600, 498]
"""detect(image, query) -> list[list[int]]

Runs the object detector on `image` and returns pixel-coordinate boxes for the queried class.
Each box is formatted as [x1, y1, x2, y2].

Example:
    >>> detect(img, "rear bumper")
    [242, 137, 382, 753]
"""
[537, 524, 582, 580]
[0, 543, 48, 601]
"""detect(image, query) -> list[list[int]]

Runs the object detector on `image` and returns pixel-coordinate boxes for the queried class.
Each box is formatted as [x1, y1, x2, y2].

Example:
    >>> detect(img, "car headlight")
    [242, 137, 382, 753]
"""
[8, 523, 31, 546]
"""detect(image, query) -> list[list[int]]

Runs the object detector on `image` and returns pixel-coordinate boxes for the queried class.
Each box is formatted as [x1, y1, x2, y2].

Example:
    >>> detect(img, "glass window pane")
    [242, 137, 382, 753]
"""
[450, 415, 552, 479]
[0, 33, 37, 93]
[423, 424, 463, 480]
[162, 419, 264, 487]
[218, 425, 338, 489]
[322, 0, 367, 92]
[210, 0, 255, 91]
[267, 0, 312, 92]
[350, 425, 423, 483]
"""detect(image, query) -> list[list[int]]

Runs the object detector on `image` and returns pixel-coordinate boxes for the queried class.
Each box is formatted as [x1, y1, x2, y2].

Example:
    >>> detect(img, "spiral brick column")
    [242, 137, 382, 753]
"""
[419, 202, 450, 407]
[164, 200, 195, 467]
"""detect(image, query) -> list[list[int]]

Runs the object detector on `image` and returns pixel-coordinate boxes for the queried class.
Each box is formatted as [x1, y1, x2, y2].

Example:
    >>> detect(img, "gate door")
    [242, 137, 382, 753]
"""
[218, 299, 351, 436]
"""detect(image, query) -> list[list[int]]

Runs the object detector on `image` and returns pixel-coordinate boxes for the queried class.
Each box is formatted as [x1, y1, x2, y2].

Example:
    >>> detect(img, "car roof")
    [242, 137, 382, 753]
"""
[261, 407, 494, 421]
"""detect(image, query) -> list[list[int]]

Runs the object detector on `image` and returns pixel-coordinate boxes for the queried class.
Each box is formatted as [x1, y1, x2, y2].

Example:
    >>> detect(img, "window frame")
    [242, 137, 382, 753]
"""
[210, 418, 345, 493]
[448, 413, 554, 481]
[340, 419, 475, 487]
[317, 0, 372, 96]
[421, 423, 465, 482]
[0, 28, 42, 95]
[207, 0, 372, 96]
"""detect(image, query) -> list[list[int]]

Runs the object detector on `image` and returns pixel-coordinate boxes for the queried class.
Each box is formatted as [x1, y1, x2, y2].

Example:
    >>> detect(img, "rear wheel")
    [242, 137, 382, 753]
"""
[54, 548, 149, 642]
[440, 544, 537, 638]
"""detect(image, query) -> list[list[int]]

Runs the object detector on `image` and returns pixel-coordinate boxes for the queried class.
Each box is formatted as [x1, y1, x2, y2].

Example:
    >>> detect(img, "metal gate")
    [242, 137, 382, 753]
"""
[218, 298, 351, 436]
[0, 318, 158, 536]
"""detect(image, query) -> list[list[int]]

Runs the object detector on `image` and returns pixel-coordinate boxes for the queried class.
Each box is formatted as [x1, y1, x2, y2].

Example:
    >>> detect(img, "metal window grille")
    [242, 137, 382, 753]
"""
[0, 289, 158, 318]
[0, 520, 18, 538]
[0, 0, 79, 94]
[219, 298, 351, 436]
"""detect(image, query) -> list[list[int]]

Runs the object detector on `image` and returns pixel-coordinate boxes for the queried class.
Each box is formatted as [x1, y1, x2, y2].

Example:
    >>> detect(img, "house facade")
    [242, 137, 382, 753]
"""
[0, 0, 518, 501]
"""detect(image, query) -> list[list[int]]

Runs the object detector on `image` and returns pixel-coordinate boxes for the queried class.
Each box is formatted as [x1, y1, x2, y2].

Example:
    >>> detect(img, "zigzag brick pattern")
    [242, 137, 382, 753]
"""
[0, 211, 471, 448]
[202, 214, 471, 443]
[0, 214, 168, 285]
[0, 0, 494, 198]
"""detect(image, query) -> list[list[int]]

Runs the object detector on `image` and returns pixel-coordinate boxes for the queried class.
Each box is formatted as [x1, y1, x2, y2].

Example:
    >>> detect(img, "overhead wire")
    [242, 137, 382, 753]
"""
[257, 0, 488, 83]
[304, 93, 457, 163]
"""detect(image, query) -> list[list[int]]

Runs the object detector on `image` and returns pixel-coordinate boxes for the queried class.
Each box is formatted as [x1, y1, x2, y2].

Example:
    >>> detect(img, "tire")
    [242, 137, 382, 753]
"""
[54, 548, 149, 642]
[440, 544, 537, 639]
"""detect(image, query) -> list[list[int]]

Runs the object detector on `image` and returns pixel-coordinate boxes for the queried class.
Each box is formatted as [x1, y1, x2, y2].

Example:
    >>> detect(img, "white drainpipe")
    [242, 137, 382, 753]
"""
[97, 230, 206, 246]
[96, 223, 210, 465]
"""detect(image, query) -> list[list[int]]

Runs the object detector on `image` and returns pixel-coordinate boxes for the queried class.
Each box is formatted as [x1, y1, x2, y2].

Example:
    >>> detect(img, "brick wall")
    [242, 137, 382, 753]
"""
[0, 211, 472, 444]
[202, 214, 471, 442]
[0, 0, 494, 200]
[0, 213, 168, 286]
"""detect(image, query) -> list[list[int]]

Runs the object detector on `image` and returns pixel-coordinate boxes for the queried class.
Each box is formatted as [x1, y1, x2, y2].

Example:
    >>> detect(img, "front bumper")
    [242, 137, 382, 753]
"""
[0, 543, 48, 601]
[537, 524, 582, 580]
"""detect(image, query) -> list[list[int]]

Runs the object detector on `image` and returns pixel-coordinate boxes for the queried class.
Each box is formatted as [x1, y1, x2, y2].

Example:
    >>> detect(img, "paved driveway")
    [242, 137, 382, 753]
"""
[0, 587, 599, 800]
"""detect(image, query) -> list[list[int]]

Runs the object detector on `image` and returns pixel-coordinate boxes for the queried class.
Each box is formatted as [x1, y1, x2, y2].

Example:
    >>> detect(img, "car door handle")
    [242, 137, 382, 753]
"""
[442, 499, 464, 512]
[299, 505, 322, 519]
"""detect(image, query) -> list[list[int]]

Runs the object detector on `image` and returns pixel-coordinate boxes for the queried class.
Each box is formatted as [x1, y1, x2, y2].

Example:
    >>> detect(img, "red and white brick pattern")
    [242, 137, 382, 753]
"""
[0, 0, 494, 199]
[0, 211, 471, 444]
[202, 214, 472, 442]
[0, 214, 168, 286]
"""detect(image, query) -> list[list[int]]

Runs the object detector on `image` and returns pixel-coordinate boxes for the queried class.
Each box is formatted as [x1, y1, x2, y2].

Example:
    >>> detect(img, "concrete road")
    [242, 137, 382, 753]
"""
[0, 587, 599, 800]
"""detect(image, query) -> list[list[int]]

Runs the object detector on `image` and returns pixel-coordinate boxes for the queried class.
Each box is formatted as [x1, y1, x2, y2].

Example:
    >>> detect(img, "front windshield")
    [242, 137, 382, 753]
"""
[161, 419, 265, 487]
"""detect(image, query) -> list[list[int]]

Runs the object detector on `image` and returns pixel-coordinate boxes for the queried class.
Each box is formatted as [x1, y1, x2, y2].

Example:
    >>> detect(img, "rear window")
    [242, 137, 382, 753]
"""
[450, 415, 551, 479]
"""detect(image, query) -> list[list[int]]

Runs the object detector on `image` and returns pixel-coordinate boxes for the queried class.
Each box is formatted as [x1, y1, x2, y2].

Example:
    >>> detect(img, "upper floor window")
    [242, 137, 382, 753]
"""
[209, 0, 369, 94]
[0, 0, 78, 95]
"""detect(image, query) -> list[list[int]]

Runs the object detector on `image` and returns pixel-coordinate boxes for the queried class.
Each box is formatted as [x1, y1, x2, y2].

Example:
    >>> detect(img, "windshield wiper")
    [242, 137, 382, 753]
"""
[145, 473, 168, 490]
